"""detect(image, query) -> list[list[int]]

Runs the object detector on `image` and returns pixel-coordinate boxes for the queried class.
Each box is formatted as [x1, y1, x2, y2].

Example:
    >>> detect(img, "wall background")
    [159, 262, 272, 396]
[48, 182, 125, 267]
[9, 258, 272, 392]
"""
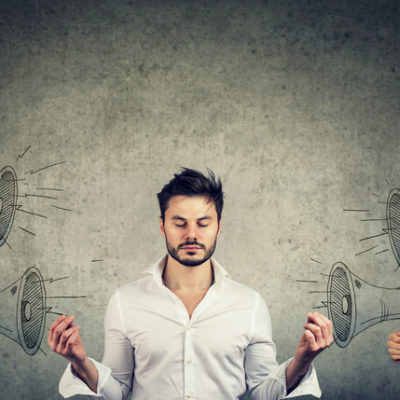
[0, 0, 399, 399]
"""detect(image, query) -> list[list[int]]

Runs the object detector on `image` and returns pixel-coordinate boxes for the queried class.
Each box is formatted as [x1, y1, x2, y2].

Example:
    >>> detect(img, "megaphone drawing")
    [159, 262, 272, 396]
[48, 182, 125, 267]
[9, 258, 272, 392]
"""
[327, 262, 400, 347]
[0, 166, 18, 247]
[0, 267, 46, 355]
[328, 188, 400, 347]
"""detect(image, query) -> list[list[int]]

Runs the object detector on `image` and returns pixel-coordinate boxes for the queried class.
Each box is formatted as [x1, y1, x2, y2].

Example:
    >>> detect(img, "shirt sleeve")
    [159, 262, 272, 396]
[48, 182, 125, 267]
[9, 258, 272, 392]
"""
[58, 289, 134, 399]
[245, 293, 321, 400]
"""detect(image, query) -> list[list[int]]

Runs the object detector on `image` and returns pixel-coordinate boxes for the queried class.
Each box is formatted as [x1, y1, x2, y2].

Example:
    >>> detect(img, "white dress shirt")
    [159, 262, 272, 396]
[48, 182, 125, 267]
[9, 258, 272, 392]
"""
[59, 256, 321, 400]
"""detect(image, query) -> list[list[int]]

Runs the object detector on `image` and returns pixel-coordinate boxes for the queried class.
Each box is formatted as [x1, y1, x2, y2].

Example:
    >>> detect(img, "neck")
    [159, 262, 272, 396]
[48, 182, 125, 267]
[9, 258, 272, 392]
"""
[162, 256, 214, 290]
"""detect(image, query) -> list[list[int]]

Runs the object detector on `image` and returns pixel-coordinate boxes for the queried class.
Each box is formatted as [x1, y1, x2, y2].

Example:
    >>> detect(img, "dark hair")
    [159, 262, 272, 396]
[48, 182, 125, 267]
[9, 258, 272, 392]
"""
[157, 168, 224, 221]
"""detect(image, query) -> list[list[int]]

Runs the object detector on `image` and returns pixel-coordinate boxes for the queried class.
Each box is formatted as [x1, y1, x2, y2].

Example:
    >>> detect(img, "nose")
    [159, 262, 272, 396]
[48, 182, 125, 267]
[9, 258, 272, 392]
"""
[184, 223, 198, 242]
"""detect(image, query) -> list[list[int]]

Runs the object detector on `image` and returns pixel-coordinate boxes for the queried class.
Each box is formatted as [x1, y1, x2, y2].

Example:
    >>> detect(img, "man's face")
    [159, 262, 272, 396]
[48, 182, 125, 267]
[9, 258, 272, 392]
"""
[159, 195, 221, 267]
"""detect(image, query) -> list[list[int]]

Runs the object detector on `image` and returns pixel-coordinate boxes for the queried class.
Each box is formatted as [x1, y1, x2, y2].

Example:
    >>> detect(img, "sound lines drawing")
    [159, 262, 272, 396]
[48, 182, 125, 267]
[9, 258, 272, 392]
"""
[0, 144, 81, 356]
[0, 166, 18, 247]
[304, 186, 400, 348]
[327, 262, 400, 348]
[0, 145, 71, 249]
[0, 267, 86, 355]
[0, 267, 46, 355]
[387, 189, 400, 267]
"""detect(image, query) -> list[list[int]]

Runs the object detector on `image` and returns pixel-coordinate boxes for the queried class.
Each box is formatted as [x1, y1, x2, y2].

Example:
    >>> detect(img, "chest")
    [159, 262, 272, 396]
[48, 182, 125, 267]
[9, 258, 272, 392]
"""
[123, 291, 253, 363]
[171, 288, 209, 318]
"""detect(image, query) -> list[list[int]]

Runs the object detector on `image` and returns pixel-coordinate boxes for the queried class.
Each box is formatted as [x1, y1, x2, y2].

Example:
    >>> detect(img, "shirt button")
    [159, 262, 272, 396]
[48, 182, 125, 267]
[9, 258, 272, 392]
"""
[186, 359, 192, 364]
[186, 394, 193, 398]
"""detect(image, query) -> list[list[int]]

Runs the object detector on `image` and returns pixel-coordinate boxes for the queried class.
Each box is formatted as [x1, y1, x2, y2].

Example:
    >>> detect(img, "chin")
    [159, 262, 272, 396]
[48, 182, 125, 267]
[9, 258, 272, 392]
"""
[180, 258, 205, 267]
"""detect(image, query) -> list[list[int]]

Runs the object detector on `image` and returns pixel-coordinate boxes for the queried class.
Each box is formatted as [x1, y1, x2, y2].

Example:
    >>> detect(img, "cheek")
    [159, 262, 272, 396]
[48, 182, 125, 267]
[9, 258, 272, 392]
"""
[204, 228, 219, 242]
[165, 227, 182, 241]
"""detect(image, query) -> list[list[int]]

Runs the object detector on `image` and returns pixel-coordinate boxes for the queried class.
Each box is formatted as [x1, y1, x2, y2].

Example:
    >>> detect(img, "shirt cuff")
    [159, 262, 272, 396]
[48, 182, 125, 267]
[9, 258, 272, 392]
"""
[59, 358, 112, 398]
[268, 358, 321, 399]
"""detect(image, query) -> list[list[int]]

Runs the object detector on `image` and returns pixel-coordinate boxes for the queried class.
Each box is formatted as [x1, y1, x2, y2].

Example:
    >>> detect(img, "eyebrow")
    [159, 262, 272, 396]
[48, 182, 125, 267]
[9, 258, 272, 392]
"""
[171, 216, 213, 221]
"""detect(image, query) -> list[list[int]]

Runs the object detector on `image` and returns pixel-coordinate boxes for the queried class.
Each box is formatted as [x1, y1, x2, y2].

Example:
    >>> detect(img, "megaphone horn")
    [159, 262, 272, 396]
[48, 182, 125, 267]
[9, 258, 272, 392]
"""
[0, 267, 46, 355]
[327, 187, 400, 347]
[327, 262, 400, 347]
[0, 166, 18, 247]
[387, 188, 400, 266]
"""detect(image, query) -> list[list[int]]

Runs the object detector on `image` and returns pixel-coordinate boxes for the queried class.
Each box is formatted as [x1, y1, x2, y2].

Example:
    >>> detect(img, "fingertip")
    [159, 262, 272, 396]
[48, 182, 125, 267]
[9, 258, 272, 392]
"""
[304, 329, 313, 338]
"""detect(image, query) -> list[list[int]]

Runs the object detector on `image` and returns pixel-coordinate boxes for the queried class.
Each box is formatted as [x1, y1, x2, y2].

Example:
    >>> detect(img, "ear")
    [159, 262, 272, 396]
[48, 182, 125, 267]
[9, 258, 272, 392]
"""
[217, 216, 222, 237]
[159, 217, 166, 238]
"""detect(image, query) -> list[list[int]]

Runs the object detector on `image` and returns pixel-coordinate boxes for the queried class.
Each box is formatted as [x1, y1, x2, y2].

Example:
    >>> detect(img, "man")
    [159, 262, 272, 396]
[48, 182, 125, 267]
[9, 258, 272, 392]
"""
[387, 331, 400, 364]
[49, 168, 333, 399]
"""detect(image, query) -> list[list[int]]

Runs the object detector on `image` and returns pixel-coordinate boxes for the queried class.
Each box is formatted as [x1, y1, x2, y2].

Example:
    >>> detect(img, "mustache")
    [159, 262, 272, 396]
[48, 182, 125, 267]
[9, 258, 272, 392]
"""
[178, 241, 205, 250]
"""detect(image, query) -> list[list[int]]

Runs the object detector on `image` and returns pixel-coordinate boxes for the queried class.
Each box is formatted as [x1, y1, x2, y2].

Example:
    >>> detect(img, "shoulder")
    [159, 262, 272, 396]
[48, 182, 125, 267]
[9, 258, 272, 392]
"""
[115, 275, 155, 297]
[105, 275, 156, 308]
[222, 277, 265, 306]
[225, 277, 258, 295]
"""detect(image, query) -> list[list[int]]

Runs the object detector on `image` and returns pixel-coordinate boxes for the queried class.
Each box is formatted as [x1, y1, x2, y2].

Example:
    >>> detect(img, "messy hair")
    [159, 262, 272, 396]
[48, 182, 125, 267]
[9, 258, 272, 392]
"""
[157, 168, 224, 221]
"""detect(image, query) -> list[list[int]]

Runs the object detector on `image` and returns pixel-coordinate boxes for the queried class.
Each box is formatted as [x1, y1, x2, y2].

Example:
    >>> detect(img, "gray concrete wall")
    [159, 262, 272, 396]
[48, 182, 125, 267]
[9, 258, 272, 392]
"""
[0, 0, 399, 398]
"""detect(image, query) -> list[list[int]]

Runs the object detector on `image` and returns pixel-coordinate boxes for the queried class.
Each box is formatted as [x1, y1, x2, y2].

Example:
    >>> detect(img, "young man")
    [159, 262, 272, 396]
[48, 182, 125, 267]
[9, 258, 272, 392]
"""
[49, 168, 333, 399]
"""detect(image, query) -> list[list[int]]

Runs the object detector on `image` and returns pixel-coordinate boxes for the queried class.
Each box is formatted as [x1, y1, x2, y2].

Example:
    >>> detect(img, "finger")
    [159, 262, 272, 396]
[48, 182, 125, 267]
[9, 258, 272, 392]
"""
[387, 340, 400, 351]
[307, 313, 331, 337]
[388, 348, 400, 356]
[307, 312, 330, 323]
[390, 332, 400, 343]
[391, 353, 400, 362]
[48, 315, 66, 345]
[56, 325, 80, 354]
[388, 346, 400, 356]
[306, 312, 334, 346]
[50, 316, 75, 350]
[304, 329, 319, 352]
[304, 322, 324, 348]
[65, 330, 82, 354]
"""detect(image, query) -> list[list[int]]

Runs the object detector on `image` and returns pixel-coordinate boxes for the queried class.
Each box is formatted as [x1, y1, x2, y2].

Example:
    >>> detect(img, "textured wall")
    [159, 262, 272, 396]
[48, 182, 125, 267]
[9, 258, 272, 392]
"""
[0, 0, 399, 399]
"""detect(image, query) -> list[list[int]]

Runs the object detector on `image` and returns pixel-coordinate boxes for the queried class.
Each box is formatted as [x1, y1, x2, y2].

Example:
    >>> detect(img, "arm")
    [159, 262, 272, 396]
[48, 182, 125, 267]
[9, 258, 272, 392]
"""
[246, 295, 331, 400]
[285, 313, 333, 393]
[387, 331, 400, 364]
[49, 290, 134, 399]
[48, 315, 99, 392]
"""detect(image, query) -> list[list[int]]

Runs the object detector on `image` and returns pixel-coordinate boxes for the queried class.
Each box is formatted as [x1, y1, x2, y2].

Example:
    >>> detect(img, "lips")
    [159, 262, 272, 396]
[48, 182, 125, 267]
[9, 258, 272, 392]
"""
[179, 243, 204, 250]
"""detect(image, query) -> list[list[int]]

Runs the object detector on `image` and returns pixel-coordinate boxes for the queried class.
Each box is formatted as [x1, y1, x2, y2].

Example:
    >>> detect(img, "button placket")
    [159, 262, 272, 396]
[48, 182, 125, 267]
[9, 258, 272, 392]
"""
[184, 320, 195, 399]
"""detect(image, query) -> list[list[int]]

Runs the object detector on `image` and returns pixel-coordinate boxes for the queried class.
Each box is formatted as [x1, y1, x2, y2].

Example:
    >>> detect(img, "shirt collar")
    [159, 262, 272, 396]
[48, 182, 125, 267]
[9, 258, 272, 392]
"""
[143, 255, 230, 288]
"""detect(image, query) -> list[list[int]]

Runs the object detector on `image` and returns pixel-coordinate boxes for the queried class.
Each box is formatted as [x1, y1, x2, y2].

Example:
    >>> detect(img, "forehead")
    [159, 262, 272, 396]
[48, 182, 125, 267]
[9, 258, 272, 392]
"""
[165, 195, 217, 218]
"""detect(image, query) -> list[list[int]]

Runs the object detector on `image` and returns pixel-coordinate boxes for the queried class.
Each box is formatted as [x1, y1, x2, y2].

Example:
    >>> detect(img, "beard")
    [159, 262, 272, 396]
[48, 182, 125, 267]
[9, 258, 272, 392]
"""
[165, 236, 217, 267]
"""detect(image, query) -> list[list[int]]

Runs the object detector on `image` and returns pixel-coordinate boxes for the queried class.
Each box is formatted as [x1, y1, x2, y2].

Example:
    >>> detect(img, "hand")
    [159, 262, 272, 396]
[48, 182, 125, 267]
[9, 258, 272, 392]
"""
[387, 331, 400, 364]
[294, 312, 333, 367]
[48, 315, 87, 365]
[285, 312, 333, 391]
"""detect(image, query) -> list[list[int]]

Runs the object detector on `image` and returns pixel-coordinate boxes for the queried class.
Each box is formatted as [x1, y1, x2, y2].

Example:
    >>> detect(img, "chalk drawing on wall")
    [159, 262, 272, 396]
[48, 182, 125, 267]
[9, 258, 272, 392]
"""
[327, 261, 400, 347]
[0, 166, 18, 247]
[0, 266, 46, 355]
[0, 266, 86, 356]
[386, 188, 400, 269]
[0, 144, 81, 355]
[299, 185, 400, 348]
[0, 144, 70, 249]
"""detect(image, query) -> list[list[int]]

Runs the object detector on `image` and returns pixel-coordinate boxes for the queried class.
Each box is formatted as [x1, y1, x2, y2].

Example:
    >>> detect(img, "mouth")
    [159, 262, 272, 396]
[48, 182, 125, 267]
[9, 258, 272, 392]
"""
[181, 246, 202, 250]
[179, 243, 204, 251]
